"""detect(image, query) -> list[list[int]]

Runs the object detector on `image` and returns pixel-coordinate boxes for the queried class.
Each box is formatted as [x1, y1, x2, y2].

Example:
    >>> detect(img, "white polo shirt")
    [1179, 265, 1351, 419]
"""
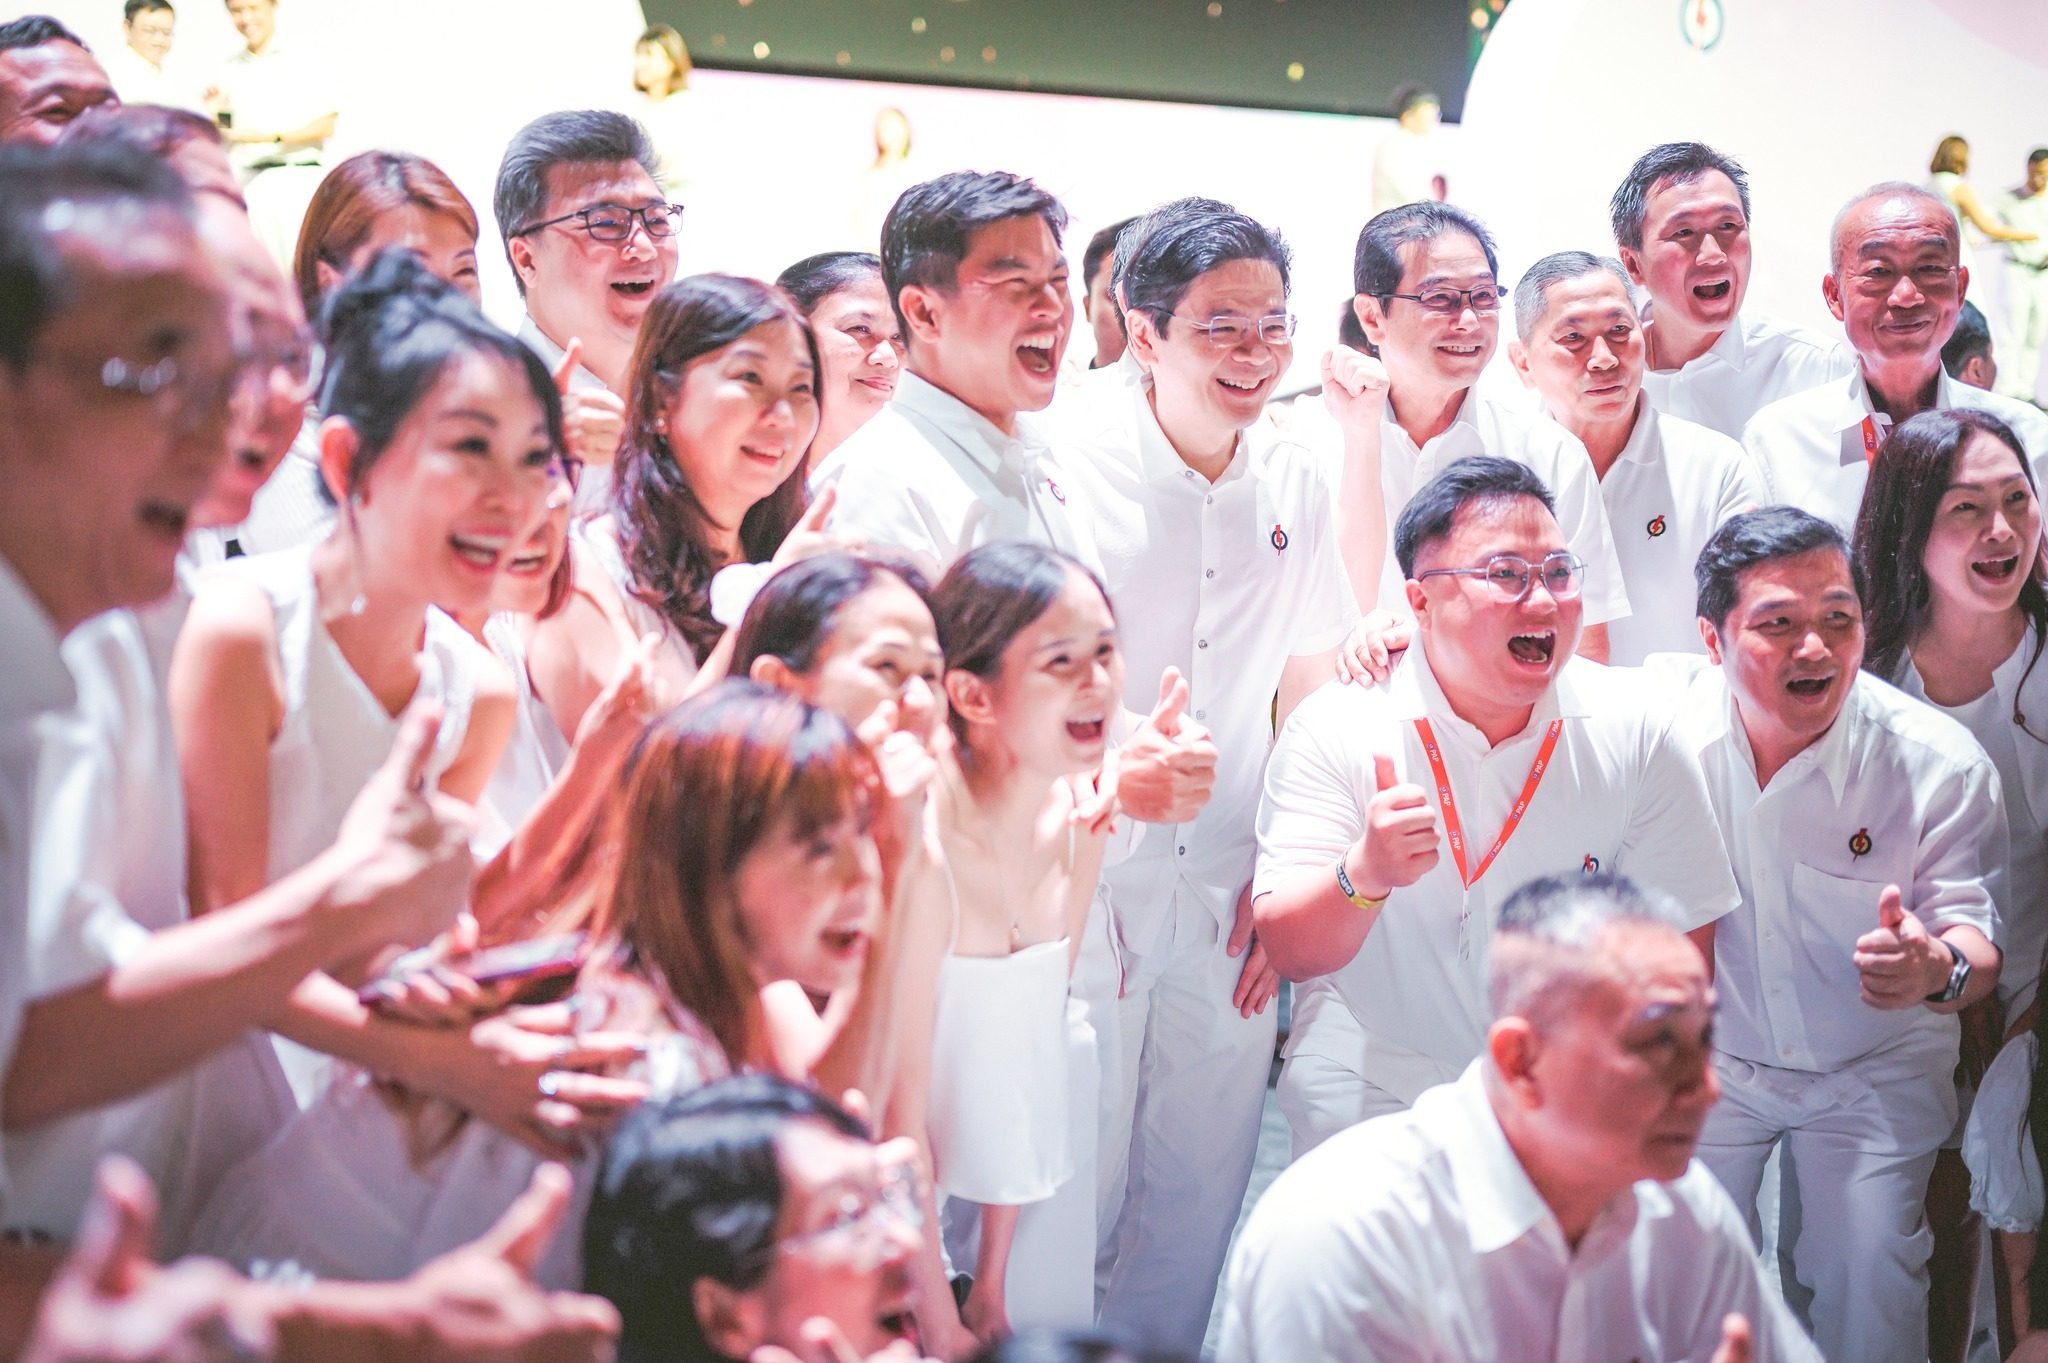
[1668, 658, 2004, 1073]
[214, 41, 337, 175]
[0, 554, 80, 1217]
[1254, 648, 1737, 1105]
[1049, 381, 1355, 939]
[1373, 389, 1630, 626]
[1218, 1062, 1822, 1363]
[810, 370, 1093, 578]
[1640, 309, 1853, 441]
[1581, 399, 1765, 665]
[1744, 365, 2048, 534]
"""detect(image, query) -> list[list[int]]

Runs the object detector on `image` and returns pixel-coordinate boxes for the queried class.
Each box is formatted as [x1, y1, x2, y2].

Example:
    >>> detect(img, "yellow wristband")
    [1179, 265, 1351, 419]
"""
[1335, 858, 1387, 912]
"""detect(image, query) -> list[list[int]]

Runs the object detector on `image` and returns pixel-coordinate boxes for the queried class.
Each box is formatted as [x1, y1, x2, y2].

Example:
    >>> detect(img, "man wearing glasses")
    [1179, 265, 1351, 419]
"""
[1046, 200, 1360, 1353]
[495, 109, 680, 512]
[1743, 182, 2048, 534]
[1252, 456, 1735, 1156]
[1347, 201, 1628, 662]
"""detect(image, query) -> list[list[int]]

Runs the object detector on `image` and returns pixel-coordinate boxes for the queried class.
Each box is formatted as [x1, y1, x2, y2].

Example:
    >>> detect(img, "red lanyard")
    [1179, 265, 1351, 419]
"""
[1860, 415, 1884, 464]
[1412, 717, 1564, 888]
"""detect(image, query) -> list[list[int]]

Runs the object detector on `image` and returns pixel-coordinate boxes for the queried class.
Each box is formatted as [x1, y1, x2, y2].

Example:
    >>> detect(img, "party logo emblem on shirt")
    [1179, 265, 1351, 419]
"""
[1270, 523, 1289, 552]
[1849, 827, 1872, 858]
[1583, 854, 1600, 873]
[1646, 514, 1668, 539]
[1045, 477, 1066, 505]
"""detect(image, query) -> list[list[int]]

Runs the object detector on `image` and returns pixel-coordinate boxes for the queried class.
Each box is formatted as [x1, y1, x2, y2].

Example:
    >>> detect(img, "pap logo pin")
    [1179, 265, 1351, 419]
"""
[1850, 827, 1872, 858]
[1271, 523, 1289, 552]
[1583, 854, 1600, 873]
[1647, 514, 1668, 539]
[1045, 477, 1066, 505]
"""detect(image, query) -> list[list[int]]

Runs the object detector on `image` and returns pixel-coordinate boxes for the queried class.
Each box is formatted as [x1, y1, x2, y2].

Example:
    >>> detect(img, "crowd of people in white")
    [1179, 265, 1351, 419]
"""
[5, 8, 2048, 1363]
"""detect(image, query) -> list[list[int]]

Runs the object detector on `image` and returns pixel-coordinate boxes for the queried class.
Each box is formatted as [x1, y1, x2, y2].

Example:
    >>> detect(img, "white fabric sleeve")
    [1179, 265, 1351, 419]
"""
[1616, 705, 1741, 932]
[1964, 1033, 2045, 1232]
[808, 447, 947, 583]
[1912, 749, 2007, 945]
[1253, 688, 1374, 898]
[1543, 437, 1630, 626]
[26, 723, 148, 998]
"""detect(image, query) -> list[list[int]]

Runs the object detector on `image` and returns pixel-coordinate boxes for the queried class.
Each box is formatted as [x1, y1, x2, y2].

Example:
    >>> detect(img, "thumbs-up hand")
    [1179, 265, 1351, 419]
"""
[1853, 883, 1950, 1010]
[551, 338, 626, 470]
[1116, 667, 1219, 824]
[1346, 752, 1438, 902]
[1708, 1313, 1753, 1363]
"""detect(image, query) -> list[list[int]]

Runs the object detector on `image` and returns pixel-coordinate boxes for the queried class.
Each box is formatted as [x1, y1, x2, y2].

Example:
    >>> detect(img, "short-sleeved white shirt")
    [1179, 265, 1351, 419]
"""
[0, 554, 81, 1217]
[1640, 309, 1853, 441]
[1218, 1063, 1823, 1363]
[1744, 366, 2048, 534]
[1963, 1031, 2043, 1233]
[214, 42, 337, 173]
[1049, 381, 1356, 935]
[1254, 648, 1737, 1105]
[809, 371, 1093, 579]
[1373, 390, 1630, 626]
[1668, 658, 2005, 1072]
[1582, 399, 1766, 665]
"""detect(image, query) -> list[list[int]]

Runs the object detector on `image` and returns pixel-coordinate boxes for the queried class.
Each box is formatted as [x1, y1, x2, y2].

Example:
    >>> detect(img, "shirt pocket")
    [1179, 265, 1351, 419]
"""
[1790, 862, 1889, 998]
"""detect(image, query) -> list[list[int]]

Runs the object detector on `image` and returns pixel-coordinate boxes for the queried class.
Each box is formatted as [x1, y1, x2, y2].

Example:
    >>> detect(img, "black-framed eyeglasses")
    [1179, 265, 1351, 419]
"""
[1159, 311, 1299, 349]
[1417, 550, 1585, 602]
[511, 201, 684, 243]
[1382, 284, 1505, 316]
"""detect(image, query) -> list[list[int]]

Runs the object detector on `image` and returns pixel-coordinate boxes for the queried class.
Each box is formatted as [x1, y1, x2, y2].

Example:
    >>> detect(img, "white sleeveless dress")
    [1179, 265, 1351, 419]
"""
[476, 613, 572, 856]
[572, 519, 698, 680]
[208, 544, 486, 1109]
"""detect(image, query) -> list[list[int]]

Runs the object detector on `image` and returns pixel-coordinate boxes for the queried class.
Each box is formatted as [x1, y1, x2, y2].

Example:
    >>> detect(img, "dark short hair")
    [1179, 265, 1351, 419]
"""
[1390, 82, 1438, 119]
[123, 0, 173, 21]
[0, 15, 86, 53]
[1083, 216, 1136, 292]
[879, 170, 1067, 336]
[0, 140, 189, 370]
[584, 1075, 870, 1363]
[931, 541, 1110, 747]
[775, 250, 882, 315]
[1350, 201, 1499, 356]
[61, 101, 220, 160]
[1694, 506, 1849, 629]
[1609, 142, 1751, 252]
[2032, 147, 2048, 166]
[493, 109, 661, 297]
[1111, 198, 1228, 336]
[1336, 294, 1368, 352]
[1123, 200, 1290, 339]
[732, 552, 933, 678]
[1941, 299, 1993, 376]
[317, 248, 565, 504]
[1393, 455, 1555, 577]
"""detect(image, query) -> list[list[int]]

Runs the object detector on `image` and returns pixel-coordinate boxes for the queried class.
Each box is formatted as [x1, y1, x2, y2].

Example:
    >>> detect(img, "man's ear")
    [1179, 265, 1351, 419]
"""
[1126, 307, 1164, 371]
[693, 1277, 763, 1362]
[1486, 1017, 1543, 1106]
[1699, 613, 1724, 664]
[1354, 293, 1389, 352]
[1617, 245, 1646, 287]
[1507, 338, 1535, 389]
[507, 233, 540, 293]
[1821, 271, 1847, 326]
[899, 284, 945, 350]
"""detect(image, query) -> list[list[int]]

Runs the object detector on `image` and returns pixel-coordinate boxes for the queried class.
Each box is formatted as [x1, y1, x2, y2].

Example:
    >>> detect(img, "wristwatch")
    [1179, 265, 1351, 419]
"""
[1925, 938, 1971, 1004]
[1335, 857, 1388, 912]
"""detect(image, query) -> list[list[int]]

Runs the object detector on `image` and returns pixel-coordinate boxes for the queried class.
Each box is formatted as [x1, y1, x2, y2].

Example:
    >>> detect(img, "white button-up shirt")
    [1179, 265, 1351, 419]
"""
[810, 370, 1092, 577]
[1640, 309, 1853, 441]
[1586, 400, 1766, 665]
[0, 554, 81, 1216]
[1373, 390, 1630, 626]
[1219, 1062, 1822, 1363]
[1255, 649, 1737, 1105]
[1050, 381, 1355, 937]
[1744, 365, 2048, 534]
[1669, 659, 2005, 1072]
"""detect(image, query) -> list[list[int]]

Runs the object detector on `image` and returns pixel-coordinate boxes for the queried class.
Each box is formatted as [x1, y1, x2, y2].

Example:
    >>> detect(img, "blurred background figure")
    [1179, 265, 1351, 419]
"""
[1999, 147, 2048, 406]
[628, 22, 697, 192]
[851, 104, 918, 248]
[103, 0, 202, 111]
[206, 0, 341, 268]
[1369, 81, 1447, 214]
[1074, 216, 1137, 373]
[1941, 300, 1997, 393]
[1927, 134, 2036, 281]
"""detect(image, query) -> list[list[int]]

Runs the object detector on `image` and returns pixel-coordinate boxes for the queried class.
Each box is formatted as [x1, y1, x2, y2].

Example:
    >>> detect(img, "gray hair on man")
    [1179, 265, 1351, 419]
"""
[1488, 871, 1694, 1027]
[1828, 180, 1958, 275]
[1511, 249, 1635, 342]
[491, 108, 662, 296]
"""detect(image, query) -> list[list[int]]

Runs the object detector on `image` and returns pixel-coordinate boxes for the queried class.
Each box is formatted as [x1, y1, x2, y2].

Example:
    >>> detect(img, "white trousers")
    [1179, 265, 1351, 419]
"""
[1274, 979, 1449, 1157]
[1697, 1044, 1956, 1363]
[2002, 262, 2048, 404]
[1078, 882, 1274, 1356]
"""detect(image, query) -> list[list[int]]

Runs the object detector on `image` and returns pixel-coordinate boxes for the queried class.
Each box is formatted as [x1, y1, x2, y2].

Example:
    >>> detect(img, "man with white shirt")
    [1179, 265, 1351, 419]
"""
[1509, 250, 1764, 663]
[104, 1, 199, 112]
[1743, 182, 2048, 534]
[495, 109, 678, 510]
[1221, 872, 1819, 1363]
[1349, 200, 1628, 658]
[1610, 142, 1852, 439]
[1997, 148, 2048, 404]
[1049, 200, 1359, 1353]
[812, 169, 1089, 574]
[1253, 456, 1736, 1155]
[1673, 506, 2003, 1363]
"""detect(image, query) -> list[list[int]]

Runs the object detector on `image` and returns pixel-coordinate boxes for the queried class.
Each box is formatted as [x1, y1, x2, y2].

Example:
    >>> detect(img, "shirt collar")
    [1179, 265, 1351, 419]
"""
[1615, 394, 1663, 467]
[1709, 666, 1859, 802]
[1130, 385, 1248, 489]
[1382, 385, 1482, 456]
[894, 370, 1043, 478]
[1640, 304, 1749, 374]
[0, 552, 77, 725]
[517, 316, 605, 394]
[1828, 363, 1956, 434]
[1440, 1064, 1567, 1253]
[1400, 639, 1591, 736]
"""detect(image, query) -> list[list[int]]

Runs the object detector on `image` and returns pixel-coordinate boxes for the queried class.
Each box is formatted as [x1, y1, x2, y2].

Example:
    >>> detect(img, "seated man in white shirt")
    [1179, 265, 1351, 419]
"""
[1253, 455, 1737, 1155]
[811, 168, 1090, 574]
[1509, 250, 1764, 663]
[495, 109, 679, 510]
[1744, 182, 2048, 533]
[1610, 142, 1852, 439]
[104, 0, 200, 112]
[1348, 200, 1628, 658]
[1674, 506, 2004, 1363]
[1221, 872, 1820, 1363]
[1047, 199, 1360, 1353]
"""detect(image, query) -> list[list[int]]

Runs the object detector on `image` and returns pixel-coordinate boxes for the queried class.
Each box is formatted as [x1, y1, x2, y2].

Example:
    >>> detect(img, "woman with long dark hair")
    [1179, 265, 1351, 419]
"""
[1854, 407, 2048, 1361]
